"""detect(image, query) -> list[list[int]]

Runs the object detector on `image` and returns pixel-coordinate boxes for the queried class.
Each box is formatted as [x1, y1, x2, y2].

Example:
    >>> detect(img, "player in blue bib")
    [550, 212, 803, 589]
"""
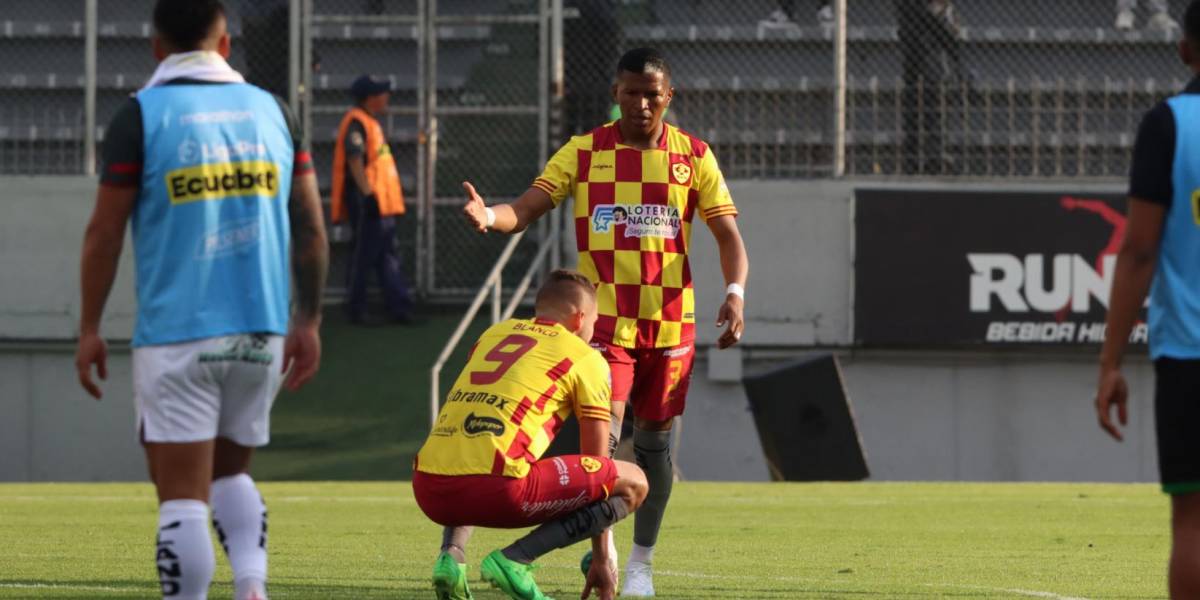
[1098, 1, 1200, 596]
[74, 2, 329, 599]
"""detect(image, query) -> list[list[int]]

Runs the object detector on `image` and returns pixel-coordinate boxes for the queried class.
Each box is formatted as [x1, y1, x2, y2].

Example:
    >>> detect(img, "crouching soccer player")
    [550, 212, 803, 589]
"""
[413, 270, 648, 600]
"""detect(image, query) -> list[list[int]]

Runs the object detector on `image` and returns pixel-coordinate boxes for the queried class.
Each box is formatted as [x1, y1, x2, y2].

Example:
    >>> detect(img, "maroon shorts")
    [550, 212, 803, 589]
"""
[413, 455, 618, 528]
[594, 341, 696, 421]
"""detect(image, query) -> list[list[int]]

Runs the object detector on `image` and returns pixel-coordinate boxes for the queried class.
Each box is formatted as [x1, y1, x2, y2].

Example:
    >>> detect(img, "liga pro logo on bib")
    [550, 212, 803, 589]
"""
[166, 160, 280, 205]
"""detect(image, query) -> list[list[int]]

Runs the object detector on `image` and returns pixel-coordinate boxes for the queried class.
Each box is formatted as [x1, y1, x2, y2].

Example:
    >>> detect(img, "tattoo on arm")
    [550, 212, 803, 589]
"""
[289, 174, 329, 323]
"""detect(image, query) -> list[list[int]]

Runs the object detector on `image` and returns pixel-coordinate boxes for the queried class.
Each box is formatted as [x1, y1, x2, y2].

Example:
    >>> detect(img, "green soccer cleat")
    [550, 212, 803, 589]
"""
[480, 549, 554, 600]
[432, 551, 473, 600]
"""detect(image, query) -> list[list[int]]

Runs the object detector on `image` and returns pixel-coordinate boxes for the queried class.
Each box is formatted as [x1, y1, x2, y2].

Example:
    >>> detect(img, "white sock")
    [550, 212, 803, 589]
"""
[157, 499, 214, 600]
[629, 542, 655, 565]
[211, 474, 268, 598]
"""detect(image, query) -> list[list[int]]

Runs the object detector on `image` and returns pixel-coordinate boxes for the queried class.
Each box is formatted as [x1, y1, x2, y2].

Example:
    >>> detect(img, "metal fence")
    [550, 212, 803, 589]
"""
[0, 1, 89, 174]
[844, 0, 1185, 178]
[5, 1, 1192, 180]
[3, 1, 1195, 293]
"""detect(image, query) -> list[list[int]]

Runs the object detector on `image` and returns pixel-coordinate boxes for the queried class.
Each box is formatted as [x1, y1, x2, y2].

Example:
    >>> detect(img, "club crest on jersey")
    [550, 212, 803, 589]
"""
[591, 204, 681, 238]
[580, 456, 603, 473]
[672, 162, 692, 185]
[463, 413, 506, 437]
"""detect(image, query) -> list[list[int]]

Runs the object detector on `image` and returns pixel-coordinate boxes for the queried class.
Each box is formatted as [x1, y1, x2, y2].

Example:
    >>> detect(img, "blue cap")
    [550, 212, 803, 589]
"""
[350, 75, 391, 99]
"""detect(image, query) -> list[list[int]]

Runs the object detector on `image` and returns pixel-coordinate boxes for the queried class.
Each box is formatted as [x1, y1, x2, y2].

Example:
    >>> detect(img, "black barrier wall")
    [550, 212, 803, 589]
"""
[743, 355, 869, 482]
[854, 189, 1144, 347]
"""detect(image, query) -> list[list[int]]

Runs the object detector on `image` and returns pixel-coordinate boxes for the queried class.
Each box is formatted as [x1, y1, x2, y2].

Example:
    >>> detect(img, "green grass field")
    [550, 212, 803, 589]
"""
[0, 482, 1170, 599]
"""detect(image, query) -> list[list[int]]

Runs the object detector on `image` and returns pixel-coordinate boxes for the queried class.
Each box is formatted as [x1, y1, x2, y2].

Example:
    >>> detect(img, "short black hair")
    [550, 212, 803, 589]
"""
[1188, 0, 1200, 46]
[616, 47, 671, 80]
[153, 0, 226, 51]
[535, 269, 596, 314]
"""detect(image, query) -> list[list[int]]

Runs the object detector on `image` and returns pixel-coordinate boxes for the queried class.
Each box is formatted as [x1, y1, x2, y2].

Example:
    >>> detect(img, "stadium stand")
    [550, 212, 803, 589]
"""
[0, 0, 1185, 178]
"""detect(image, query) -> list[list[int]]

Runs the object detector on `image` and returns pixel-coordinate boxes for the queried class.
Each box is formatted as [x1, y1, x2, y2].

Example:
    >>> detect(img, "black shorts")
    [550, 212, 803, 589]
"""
[1155, 358, 1200, 495]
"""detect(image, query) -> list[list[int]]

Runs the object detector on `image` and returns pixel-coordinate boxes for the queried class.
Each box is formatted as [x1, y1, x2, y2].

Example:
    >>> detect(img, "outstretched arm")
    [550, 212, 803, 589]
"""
[462, 182, 556, 234]
[707, 215, 749, 349]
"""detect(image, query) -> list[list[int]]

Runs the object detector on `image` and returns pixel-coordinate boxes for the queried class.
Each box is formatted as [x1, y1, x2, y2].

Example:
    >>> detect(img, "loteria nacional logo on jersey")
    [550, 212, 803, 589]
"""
[591, 204, 681, 238]
[166, 160, 279, 205]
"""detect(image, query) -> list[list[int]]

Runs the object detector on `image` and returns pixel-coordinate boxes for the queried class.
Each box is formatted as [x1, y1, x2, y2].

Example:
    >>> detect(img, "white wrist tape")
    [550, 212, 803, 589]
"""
[484, 207, 497, 228]
[726, 283, 745, 300]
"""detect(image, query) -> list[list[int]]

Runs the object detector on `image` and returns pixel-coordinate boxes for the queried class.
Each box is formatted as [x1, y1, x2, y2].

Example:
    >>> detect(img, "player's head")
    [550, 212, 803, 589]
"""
[612, 48, 674, 138]
[152, 0, 229, 60]
[535, 270, 598, 343]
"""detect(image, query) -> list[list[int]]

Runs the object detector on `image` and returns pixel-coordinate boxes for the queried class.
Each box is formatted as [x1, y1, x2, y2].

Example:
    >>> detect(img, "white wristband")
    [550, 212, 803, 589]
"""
[484, 207, 497, 228]
[726, 283, 745, 300]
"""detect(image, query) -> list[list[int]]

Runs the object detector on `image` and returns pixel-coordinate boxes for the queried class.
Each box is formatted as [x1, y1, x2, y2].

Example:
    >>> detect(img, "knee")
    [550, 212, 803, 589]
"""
[1172, 493, 1200, 536]
[634, 417, 673, 433]
[616, 467, 649, 512]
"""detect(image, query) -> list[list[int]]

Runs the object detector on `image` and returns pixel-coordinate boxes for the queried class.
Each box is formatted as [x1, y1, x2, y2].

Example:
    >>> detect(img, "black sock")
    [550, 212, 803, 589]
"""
[501, 497, 630, 564]
[632, 427, 673, 548]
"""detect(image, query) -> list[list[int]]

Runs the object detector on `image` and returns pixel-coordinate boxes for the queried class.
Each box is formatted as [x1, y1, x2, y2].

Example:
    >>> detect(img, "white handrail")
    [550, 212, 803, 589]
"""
[428, 230, 561, 427]
[501, 229, 560, 322]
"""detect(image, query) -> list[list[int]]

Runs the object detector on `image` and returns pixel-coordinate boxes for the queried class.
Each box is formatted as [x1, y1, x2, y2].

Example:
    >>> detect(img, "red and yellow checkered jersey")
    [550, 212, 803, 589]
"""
[532, 122, 738, 349]
[415, 318, 612, 478]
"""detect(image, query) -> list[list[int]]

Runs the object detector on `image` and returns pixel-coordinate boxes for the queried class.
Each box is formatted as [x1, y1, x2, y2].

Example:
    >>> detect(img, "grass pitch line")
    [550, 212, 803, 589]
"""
[931, 584, 1090, 600]
[0, 583, 131, 593]
[655, 570, 1094, 599]
[544, 565, 1093, 599]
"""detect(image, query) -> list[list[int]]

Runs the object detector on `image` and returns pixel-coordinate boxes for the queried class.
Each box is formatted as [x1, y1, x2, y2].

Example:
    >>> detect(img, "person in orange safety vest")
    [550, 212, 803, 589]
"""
[332, 75, 413, 325]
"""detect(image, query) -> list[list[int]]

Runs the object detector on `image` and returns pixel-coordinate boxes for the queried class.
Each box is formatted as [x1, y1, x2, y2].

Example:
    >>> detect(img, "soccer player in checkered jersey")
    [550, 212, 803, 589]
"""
[462, 47, 749, 597]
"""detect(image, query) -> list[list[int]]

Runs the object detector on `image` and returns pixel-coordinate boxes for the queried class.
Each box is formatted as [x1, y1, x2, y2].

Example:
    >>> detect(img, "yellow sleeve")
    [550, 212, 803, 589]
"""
[695, 146, 738, 222]
[569, 351, 612, 422]
[532, 137, 579, 207]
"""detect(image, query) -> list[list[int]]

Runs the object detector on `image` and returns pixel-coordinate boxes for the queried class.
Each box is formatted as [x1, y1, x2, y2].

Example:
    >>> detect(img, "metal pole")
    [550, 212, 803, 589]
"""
[832, 0, 847, 178]
[288, 0, 301, 112]
[536, 0, 550, 262]
[301, 0, 314, 152]
[430, 363, 441, 428]
[83, 0, 97, 176]
[429, 232, 527, 427]
[425, 0, 440, 294]
[415, 0, 428, 296]
[549, 0, 564, 270]
[492, 277, 502, 324]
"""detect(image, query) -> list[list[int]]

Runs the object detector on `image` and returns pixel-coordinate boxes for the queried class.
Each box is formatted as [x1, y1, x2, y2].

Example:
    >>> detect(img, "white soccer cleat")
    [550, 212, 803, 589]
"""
[1115, 8, 1135, 30]
[621, 560, 655, 597]
[235, 579, 268, 600]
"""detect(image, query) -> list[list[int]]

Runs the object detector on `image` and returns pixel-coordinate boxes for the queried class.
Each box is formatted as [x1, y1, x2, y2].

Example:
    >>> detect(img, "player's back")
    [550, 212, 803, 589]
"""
[131, 81, 295, 347]
[416, 317, 611, 478]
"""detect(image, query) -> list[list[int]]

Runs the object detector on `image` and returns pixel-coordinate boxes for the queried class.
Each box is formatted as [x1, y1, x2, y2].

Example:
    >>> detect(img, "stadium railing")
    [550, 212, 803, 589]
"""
[429, 227, 561, 427]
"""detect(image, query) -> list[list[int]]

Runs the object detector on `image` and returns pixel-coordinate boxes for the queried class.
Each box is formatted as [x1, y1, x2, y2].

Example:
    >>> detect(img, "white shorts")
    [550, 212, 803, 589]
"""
[133, 333, 284, 447]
